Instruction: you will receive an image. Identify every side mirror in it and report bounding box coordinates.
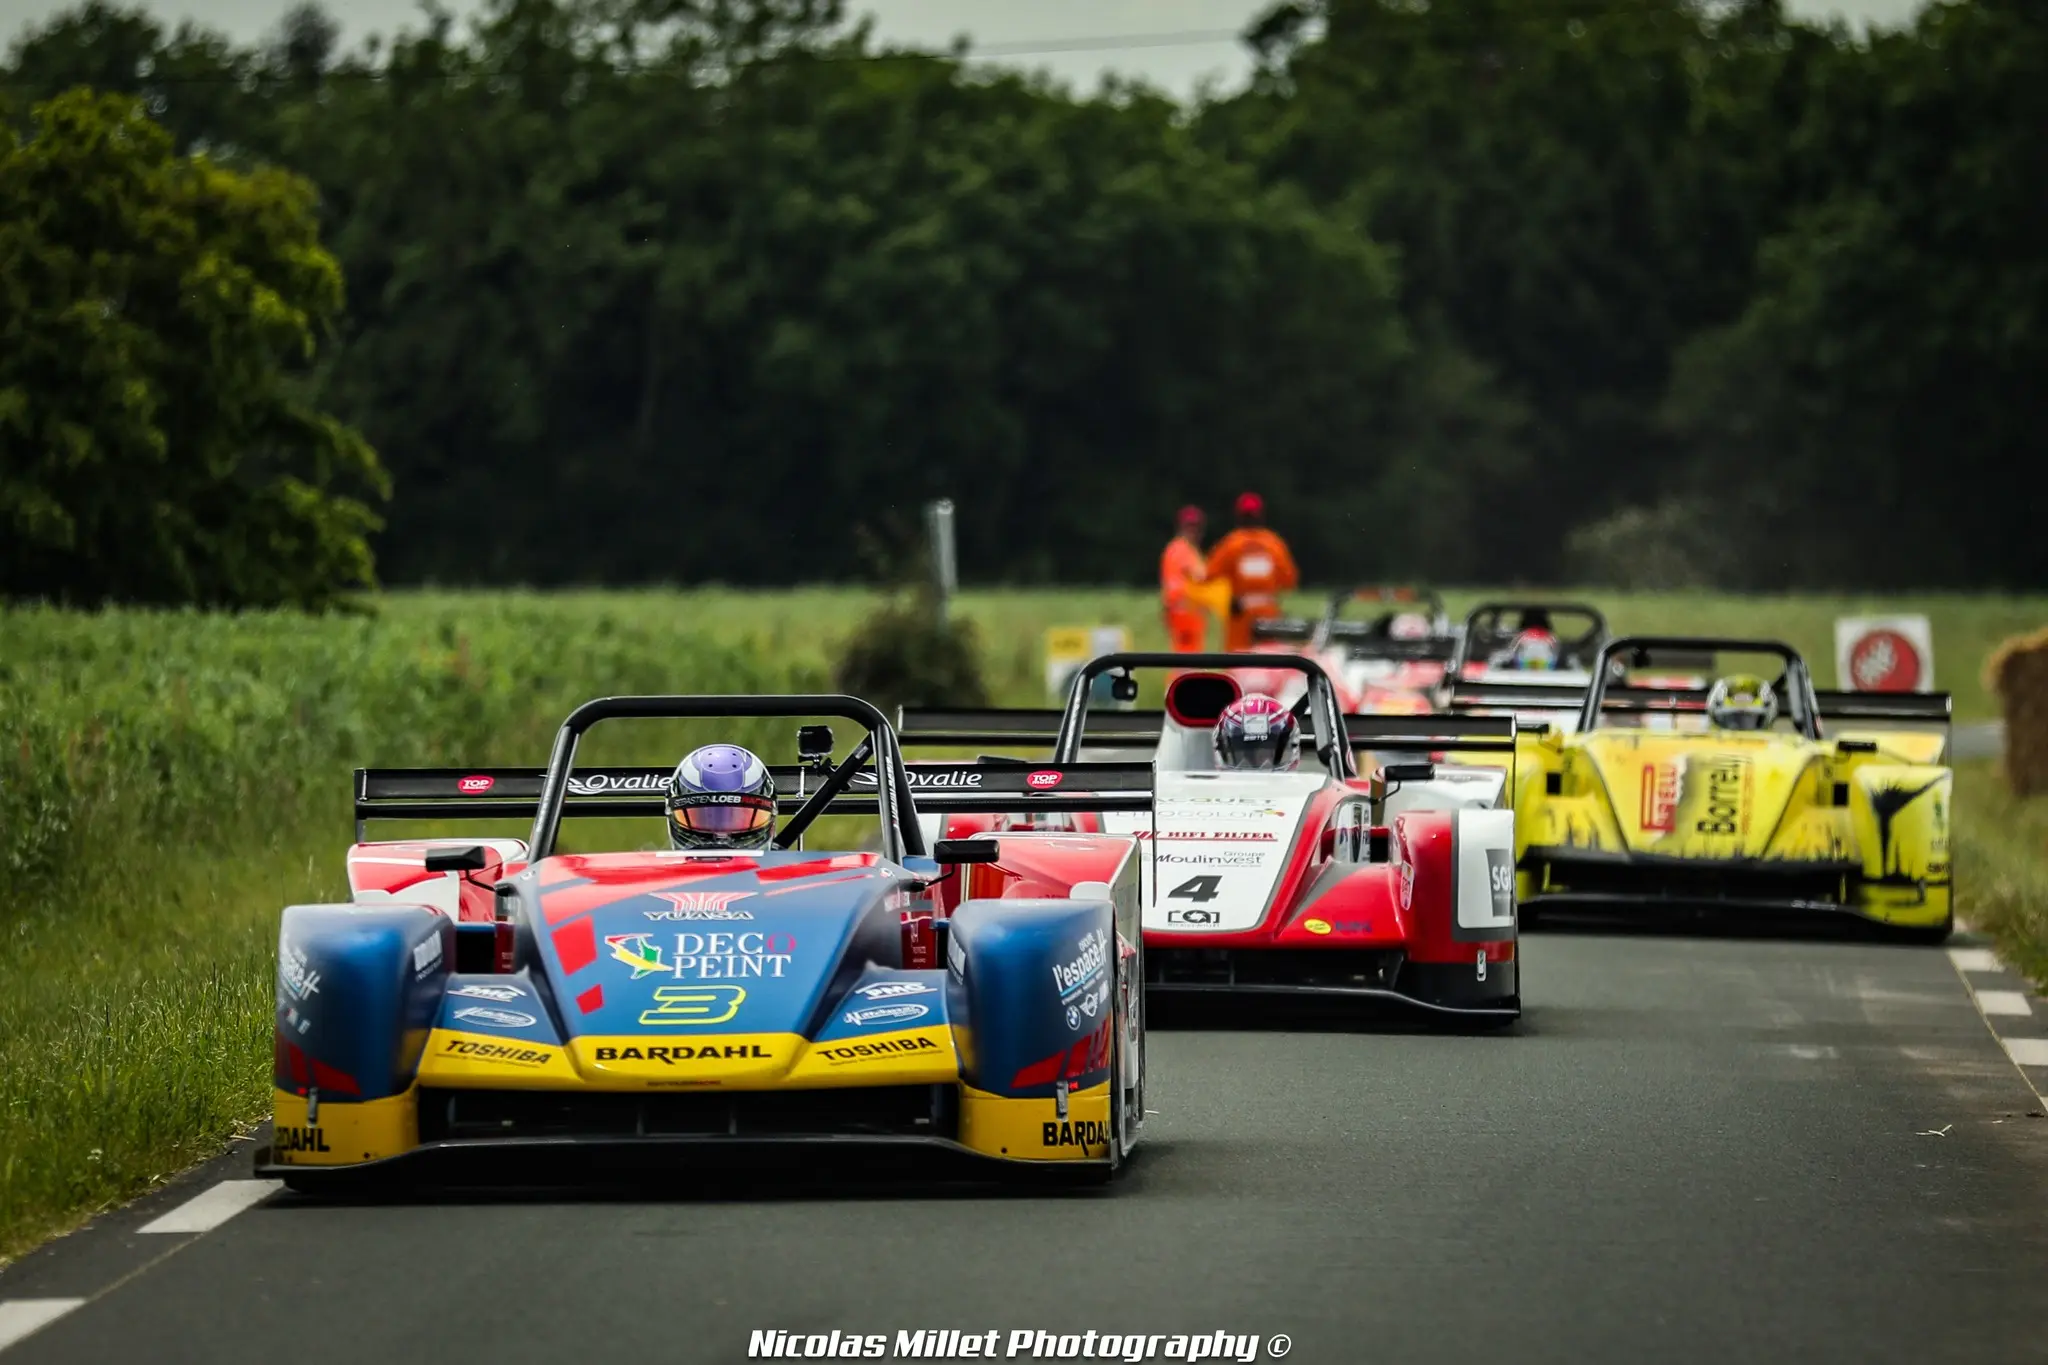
[934,837,1000,865]
[1110,674,1141,703]
[425,845,488,873]
[1383,762,1435,783]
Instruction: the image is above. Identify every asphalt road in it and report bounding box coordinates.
[7,932,2048,1365]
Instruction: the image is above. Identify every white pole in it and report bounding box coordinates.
[926,498,957,619]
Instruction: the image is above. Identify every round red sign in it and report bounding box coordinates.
[1848,629,1923,692]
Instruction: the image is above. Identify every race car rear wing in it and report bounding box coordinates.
[1443,679,1588,719]
[896,708,1516,755]
[352,761,1153,840]
[1338,714,1518,754]
[1446,680,1953,741]
[1812,690,1953,723]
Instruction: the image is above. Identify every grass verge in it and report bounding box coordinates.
[1953,760,2048,988]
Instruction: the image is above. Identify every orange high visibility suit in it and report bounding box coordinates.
[1160,536,1208,653]
[1206,527,1299,651]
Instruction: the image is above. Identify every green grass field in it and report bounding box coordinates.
[3,585,2045,1262]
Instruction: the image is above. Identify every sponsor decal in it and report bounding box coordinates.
[843,1003,930,1027]
[856,980,936,1000]
[566,771,666,796]
[664,930,797,980]
[849,768,984,791]
[457,775,496,794]
[606,932,668,979]
[1486,848,1515,919]
[275,1125,330,1154]
[452,1005,537,1029]
[1164,907,1220,926]
[279,941,321,1001]
[593,1043,770,1064]
[449,983,524,1003]
[1695,755,1751,835]
[1161,794,1286,807]
[1641,762,1680,833]
[1051,928,1110,1002]
[1041,1119,1109,1148]
[1134,830,1277,843]
[815,1036,942,1064]
[638,984,745,1026]
[645,889,754,921]
[1154,851,1267,868]
[1303,918,1332,936]
[283,1005,311,1036]
[413,934,444,976]
[1027,770,1064,790]
[440,1038,551,1067]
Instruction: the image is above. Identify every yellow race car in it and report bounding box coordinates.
[1453,636,1953,941]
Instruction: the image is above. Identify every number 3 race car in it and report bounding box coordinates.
[1452,636,1955,940]
[899,652,1525,1025]
[258,694,1156,1188]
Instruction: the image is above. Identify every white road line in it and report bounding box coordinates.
[137,1179,282,1235]
[0,1299,85,1351]
[1975,989,2034,1018]
[2002,1038,2048,1068]
[1948,947,2002,973]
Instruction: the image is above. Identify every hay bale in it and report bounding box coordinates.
[1984,625,2048,794]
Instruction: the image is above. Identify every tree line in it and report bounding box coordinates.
[2,0,2040,604]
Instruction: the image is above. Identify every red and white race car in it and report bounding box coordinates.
[900,652,1522,1024]
[1242,586,1458,715]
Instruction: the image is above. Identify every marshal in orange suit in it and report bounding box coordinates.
[1159,505,1211,653]
[1205,492,1299,651]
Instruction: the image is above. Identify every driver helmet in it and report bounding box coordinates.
[1494,628,1559,671]
[1705,674,1778,732]
[664,744,776,850]
[1388,612,1433,641]
[1213,694,1302,771]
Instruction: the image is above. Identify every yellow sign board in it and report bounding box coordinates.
[1045,625,1133,699]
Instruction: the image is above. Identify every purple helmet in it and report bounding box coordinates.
[664,745,776,850]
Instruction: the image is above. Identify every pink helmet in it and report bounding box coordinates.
[1213,694,1301,771]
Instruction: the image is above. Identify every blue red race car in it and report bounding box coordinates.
[259,692,1154,1188]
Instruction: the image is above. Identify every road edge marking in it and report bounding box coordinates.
[1947,948,2048,1113]
[137,1180,283,1235]
[0,1299,85,1352]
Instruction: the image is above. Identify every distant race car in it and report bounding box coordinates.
[258,693,1155,1188]
[1244,585,1459,714]
[1482,636,1954,940]
[1443,602,1703,735]
[1449,601,1612,681]
[899,652,1524,1024]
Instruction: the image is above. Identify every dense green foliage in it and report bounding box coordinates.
[0,86,385,607]
[831,590,992,719]
[2,0,2040,590]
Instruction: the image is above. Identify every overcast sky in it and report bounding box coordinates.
[2,0,1934,96]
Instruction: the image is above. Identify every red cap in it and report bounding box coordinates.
[1176,504,1204,527]
[1234,491,1264,518]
